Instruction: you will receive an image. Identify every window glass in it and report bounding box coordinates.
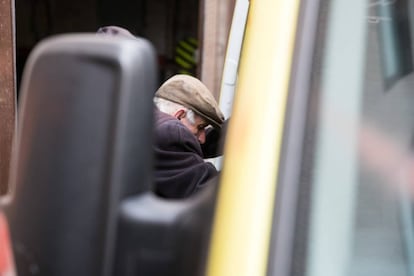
[302,1,414,276]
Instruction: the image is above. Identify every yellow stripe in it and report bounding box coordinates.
[175,47,196,64]
[178,69,192,75]
[178,40,196,53]
[186,37,198,47]
[175,56,193,69]
[206,0,300,275]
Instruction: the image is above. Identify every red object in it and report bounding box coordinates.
[0,212,15,276]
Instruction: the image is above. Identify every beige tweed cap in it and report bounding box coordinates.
[155,75,224,128]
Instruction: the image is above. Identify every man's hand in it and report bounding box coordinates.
[201,119,229,158]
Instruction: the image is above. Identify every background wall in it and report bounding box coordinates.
[15,0,205,91]
[0,0,15,195]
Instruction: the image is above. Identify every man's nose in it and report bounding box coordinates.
[198,130,206,144]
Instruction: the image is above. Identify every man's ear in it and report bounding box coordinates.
[173,109,186,120]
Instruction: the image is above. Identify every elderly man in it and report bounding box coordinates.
[96,26,225,197]
[153,75,225,198]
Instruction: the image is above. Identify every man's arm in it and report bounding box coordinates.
[154,120,218,198]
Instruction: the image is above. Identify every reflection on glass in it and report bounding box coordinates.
[303,0,414,276]
[374,0,413,90]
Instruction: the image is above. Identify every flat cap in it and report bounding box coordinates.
[155,75,224,128]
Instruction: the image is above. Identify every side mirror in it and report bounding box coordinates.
[6,34,218,276]
[5,34,157,276]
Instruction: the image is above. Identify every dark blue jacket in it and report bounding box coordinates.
[154,108,218,198]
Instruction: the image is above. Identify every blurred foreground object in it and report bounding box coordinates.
[0,212,16,276]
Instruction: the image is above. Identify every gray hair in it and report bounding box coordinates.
[154,97,196,125]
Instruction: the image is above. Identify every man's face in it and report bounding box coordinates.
[181,114,208,144]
